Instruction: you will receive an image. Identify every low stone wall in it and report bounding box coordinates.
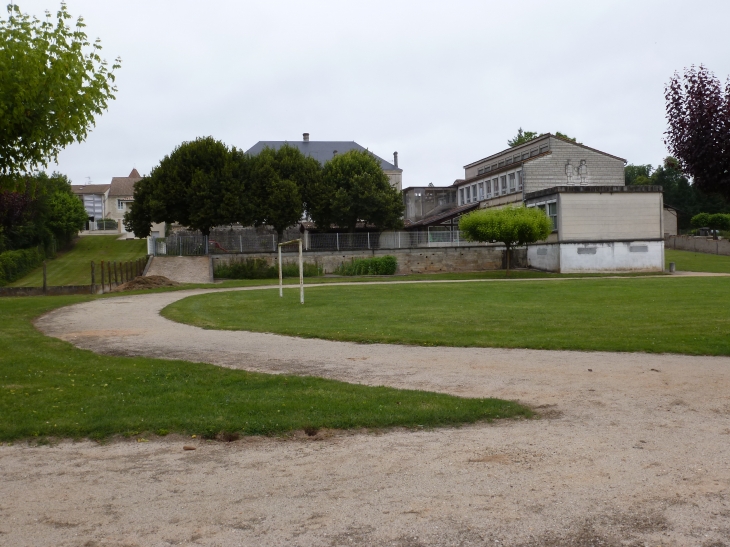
[212,246,527,275]
[0,285,99,297]
[665,235,730,256]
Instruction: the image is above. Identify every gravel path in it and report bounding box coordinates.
[5,280,730,546]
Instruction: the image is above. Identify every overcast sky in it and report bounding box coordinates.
[17,0,730,187]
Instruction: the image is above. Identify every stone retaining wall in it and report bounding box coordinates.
[212,246,526,275]
[665,235,730,256]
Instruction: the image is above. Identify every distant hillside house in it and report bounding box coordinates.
[70,184,111,229]
[246,133,403,192]
[106,169,166,238]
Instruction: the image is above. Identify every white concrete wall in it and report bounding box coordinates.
[558,241,664,273]
[559,192,663,241]
[527,244,560,272]
[663,208,678,237]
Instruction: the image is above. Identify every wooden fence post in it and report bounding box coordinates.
[108,261,112,291]
[42,261,47,295]
[91,261,96,294]
[113,261,118,285]
[100,260,105,294]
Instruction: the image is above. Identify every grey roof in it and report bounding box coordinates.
[71,184,110,195]
[246,141,401,171]
[108,169,142,198]
[406,202,479,229]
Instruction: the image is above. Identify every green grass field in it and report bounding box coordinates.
[665,249,730,274]
[10,235,147,287]
[163,276,730,356]
[0,295,530,442]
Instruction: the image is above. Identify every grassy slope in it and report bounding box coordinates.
[10,235,147,287]
[163,277,730,356]
[0,295,530,441]
[665,249,730,274]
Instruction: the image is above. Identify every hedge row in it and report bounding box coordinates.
[0,247,44,286]
[335,255,398,276]
[214,258,322,279]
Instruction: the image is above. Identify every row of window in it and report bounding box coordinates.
[458,170,523,205]
[529,202,558,230]
[476,144,550,175]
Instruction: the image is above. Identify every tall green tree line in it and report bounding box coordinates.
[125,138,404,238]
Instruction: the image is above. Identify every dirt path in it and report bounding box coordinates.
[5,281,730,546]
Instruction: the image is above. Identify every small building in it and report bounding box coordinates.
[663,205,679,237]
[246,133,403,191]
[525,186,665,273]
[70,184,111,229]
[106,169,165,238]
[402,184,458,224]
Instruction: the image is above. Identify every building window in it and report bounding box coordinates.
[505,157,512,165]
[484,165,491,173]
[516,170,523,190]
[478,168,484,175]
[493,178,499,196]
[500,175,507,194]
[508,173,516,192]
[117,199,125,211]
[540,144,549,154]
[530,148,538,157]
[459,188,464,205]
[465,186,471,203]
[521,152,529,160]
[492,163,498,171]
[548,202,557,230]
[498,160,505,167]
[472,184,477,202]
[486,180,492,197]
[478,182,484,201]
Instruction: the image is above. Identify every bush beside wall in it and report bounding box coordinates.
[0,247,45,286]
[214,258,322,279]
[335,255,397,276]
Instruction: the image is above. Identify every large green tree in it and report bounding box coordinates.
[125,137,246,238]
[459,205,552,273]
[0,3,120,182]
[317,149,404,233]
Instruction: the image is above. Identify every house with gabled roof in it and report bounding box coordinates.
[246,133,403,191]
[106,168,165,237]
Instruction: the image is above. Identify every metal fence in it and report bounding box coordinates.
[150,229,481,256]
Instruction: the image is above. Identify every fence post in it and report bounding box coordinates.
[100,261,105,294]
[398,232,401,249]
[114,262,118,285]
[239,235,243,253]
[272,234,276,252]
[367,232,370,249]
[108,261,113,291]
[91,261,96,294]
[336,232,339,251]
[42,261,47,295]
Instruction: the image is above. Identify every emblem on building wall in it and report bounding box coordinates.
[566,160,588,185]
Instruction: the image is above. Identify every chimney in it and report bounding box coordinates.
[303,133,309,142]
[393,151,399,168]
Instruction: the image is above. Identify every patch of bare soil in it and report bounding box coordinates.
[111,275,179,292]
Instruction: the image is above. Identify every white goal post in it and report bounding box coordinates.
[278,239,304,304]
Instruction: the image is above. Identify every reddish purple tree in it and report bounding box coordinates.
[664,65,730,200]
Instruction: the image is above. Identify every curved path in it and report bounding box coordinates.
[7,281,730,546]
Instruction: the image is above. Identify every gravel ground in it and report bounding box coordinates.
[5,281,730,546]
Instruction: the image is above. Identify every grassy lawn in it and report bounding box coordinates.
[0,295,530,442]
[666,249,730,274]
[10,235,147,287]
[163,277,730,356]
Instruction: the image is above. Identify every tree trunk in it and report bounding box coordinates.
[505,243,511,276]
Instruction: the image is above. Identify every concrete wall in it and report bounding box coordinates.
[523,137,625,193]
[558,192,663,241]
[213,246,527,275]
[665,235,730,256]
[561,241,663,273]
[527,244,561,272]
[663,209,678,237]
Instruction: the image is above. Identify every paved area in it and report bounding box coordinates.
[145,256,212,284]
[6,281,730,546]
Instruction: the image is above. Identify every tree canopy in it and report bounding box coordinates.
[459,205,552,272]
[0,3,120,183]
[508,129,578,147]
[319,149,404,232]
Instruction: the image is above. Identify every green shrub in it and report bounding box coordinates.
[0,247,44,286]
[334,255,398,276]
[214,258,322,279]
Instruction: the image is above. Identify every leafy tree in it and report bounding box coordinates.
[125,137,243,238]
[508,128,539,147]
[319,149,404,233]
[45,190,87,246]
[691,212,730,239]
[555,131,577,143]
[665,65,730,200]
[0,3,120,182]
[248,149,303,240]
[459,205,552,273]
[624,164,653,186]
